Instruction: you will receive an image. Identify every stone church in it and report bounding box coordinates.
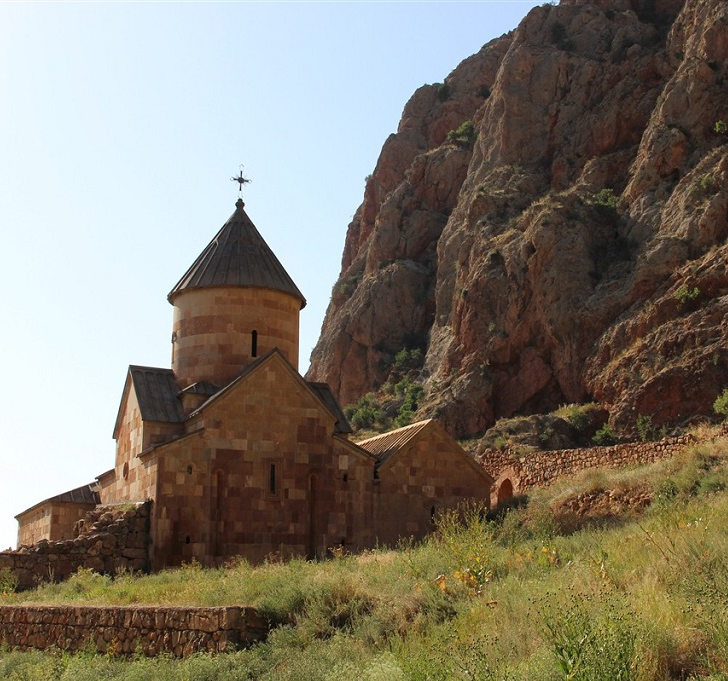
[16,195,492,569]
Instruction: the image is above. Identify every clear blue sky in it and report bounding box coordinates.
[0,0,542,550]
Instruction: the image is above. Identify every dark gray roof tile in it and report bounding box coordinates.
[129,366,186,424]
[168,199,306,308]
[307,382,353,434]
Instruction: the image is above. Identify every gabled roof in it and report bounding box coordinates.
[189,349,350,434]
[168,199,306,309]
[113,366,186,438]
[16,483,99,519]
[357,418,493,482]
[308,382,353,434]
[356,419,434,466]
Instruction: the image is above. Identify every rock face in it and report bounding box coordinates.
[307,0,728,438]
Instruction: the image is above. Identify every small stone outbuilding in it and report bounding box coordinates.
[14,195,491,571]
[15,485,99,548]
[358,419,493,546]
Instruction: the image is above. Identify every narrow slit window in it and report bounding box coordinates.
[269,462,276,495]
[251,330,258,357]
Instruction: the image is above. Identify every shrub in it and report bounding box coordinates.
[674,284,701,306]
[714,388,728,420]
[394,348,424,374]
[344,393,382,431]
[552,403,602,439]
[636,414,656,442]
[569,411,589,433]
[593,188,619,210]
[0,567,18,595]
[337,281,352,298]
[477,84,491,98]
[395,382,424,428]
[446,120,476,146]
[433,502,493,595]
[715,120,727,135]
[539,590,636,681]
[437,82,451,102]
[699,173,715,192]
[592,424,617,446]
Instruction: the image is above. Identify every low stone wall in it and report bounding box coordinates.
[479,435,696,506]
[0,502,151,590]
[0,604,269,657]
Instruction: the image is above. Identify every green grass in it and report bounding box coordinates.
[3,428,728,679]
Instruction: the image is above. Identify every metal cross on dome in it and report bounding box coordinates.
[231,165,251,198]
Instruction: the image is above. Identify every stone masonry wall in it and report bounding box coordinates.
[479,435,697,506]
[0,502,150,590]
[172,286,301,387]
[374,425,492,547]
[0,605,269,657]
[16,501,96,547]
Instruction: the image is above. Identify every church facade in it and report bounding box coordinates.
[16,196,492,569]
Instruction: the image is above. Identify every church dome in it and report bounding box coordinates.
[168,198,306,309]
[169,198,306,388]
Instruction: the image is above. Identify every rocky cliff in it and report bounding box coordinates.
[307,0,728,438]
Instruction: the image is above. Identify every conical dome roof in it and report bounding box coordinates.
[168,199,306,308]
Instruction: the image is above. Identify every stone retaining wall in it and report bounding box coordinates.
[0,604,269,657]
[0,502,151,590]
[479,435,697,506]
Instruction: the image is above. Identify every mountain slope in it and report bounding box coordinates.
[307,0,728,438]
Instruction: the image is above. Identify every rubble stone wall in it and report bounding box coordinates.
[0,502,150,590]
[0,604,269,657]
[481,435,697,507]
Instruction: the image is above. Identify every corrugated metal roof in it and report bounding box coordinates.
[129,366,186,424]
[168,199,306,308]
[356,419,433,464]
[307,382,353,434]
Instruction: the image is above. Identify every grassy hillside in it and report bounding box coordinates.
[2,426,728,680]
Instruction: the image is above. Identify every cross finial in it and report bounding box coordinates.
[231,164,251,202]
